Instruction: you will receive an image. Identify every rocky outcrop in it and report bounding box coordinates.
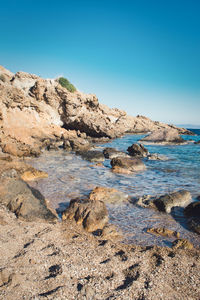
[141,128,185,144]
[111,157,146,174]
[0,66,192,157]
[62,198,108,232]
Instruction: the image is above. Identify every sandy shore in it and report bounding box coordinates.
[0,203,200,300]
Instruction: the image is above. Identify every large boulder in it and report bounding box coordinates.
[62,198,108,232]
[89,186,129,204]
[153,190,191,213]
[141,128,185,144]
[111,157,146,174]
[127,143,149,157]
[184,201,200,234]
[0,177,57,222]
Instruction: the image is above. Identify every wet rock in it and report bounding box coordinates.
[172,239,193,250]
[141,128,185,144]
[194,140,200,144]
[77,150,105,162]
[63,138,90,151]
[153,190,191,213]
[111,157,146,174]
[89,186,129,204]
[127,143,149,157]
[20,169,48,181]
[146,227,180,238]
[184,201,200,234]
[62,198,108,232]
[103,147,128,159]
[0,177,58,222]
[133,195,156,209]
[147,153,168,160]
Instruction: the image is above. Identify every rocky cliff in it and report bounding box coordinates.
[0,66,190,157]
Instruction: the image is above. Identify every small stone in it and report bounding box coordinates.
[172,239,193,250]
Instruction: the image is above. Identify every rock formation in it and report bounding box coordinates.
[141,128,185,144]
[0,65,191,157]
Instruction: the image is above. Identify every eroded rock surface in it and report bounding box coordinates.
[127,143,149,157]
[111,156,146,174]
[62,198,108,232]
[0,66,191,157]
[153,190,192,213]
[0,177,57,222]
[141,128,185,144]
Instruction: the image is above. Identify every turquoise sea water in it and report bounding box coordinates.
[27,130,200,247]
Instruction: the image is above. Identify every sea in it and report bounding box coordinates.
[27,129,200,248]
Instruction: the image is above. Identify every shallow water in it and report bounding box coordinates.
[26,130,200,248]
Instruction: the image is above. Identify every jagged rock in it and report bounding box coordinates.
[111,157,146,174]
[0,66,192,157]
[141,128,185,144]
[76,150,105,162]
[153,190,191,213]
[172,239,193,250]
[184,201,200,234]
[62,198,108,232]
[89,186,129,204]
[103,147,128,159]
[146,227,180,238]
[127,143,149,157]
[0,177,57,222]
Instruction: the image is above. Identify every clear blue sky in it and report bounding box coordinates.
[1,0,200,126]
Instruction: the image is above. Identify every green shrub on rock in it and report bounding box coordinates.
[58,77,76,93]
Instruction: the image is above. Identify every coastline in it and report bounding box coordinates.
[0,66,200,299]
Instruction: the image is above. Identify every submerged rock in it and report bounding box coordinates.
[62,198,108,232]
[111,157,146,174]
[184,201,200,234]
[153,190,191,213]
[103,147,128,159]
[89,186,129,204]
[127,143,149,157]
[76,150,105,162]
[146,227,180,238]
[147,153,168,161]
[0,177,57,222]
[141,128,185,144]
